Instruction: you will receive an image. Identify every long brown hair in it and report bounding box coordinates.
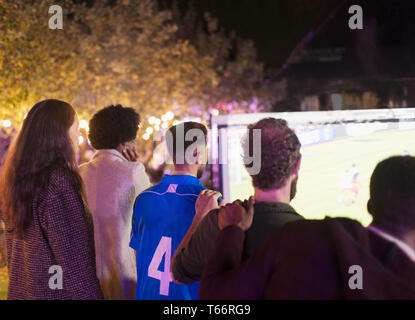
[0,99,83,238]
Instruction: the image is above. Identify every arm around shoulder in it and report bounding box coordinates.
[172,210,221,284]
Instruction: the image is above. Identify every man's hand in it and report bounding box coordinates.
[218,196,255,231]
[171,189,224,282]
[195,189,223,222]
[122,146,139,162]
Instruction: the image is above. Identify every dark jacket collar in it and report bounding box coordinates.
[253,201,300,216]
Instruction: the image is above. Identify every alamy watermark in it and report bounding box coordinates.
[348,264,363,290]
[48,5,63,30]
[48,265,63,290]
[47,4,363,31]
[153,127,262,176]
[348,5,363,30]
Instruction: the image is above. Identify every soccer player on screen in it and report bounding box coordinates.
[129,122,222,300]
[348,172,360,204]
[338,164,358,205]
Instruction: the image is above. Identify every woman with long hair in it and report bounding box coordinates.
[0,99,103,300]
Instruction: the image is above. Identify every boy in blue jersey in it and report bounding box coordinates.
[129,122,222,300]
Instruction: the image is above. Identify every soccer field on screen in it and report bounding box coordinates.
[228,128,415,226]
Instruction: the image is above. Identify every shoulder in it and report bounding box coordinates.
[289,216,363,235]
[78,160,92,173]
[194,209,220,238]
[280,218,326,235]
[270,218,344,250]
[177,183,205,197]
[204,209,220,230]
[126,161,151,185]
[133,183,160,206]
[138,181,162,195]
[123,159,146,174]
[47,167,81,196]
[78,162,92,180]
[49,167,77,185]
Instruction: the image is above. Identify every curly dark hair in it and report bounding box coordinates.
[242,118,301,190]
[368,156,415,236]
[88,105,140,149]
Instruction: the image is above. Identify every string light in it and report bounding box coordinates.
[148,116,156,125]
[146,127,154,134]
[79,119,89,133]
[79,119,88,129]
[165,111,174,121]
[211,108,219,116]
[2,120,11,128]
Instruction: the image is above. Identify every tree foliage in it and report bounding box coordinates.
[0,0,276,127]
[173,2,282,113]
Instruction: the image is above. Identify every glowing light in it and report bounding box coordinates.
[211,108,219,116]
[154,124,160,131]
[78,136,84,145]
[143,133,150,140]
[194,117,201,123]
[146,127,154,134]
[172,120,180,126]
[154,118,161,125]
[148,116,156,125]
[161,114,171,122]
[165,111,174,121]
[161,123,168,129]
[2,120,11,128]
[79,119,88,129]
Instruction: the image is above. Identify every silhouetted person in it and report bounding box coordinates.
[200,156,415,300]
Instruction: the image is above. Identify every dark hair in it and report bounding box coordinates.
[88,104,140,149]
[0,99,82,238]
[166,122,207,164]
[242,118,301,190]
[368,156,415,236]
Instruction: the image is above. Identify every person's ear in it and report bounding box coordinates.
[192,149,199,164]
[194,149,206,165]
[293,156,301,176]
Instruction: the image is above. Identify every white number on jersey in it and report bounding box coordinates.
[148,236,173,296]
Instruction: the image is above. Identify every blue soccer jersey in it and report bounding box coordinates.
[129,174,205,300]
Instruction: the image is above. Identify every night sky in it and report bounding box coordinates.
[188,0,345,70]
[88,0,345,71]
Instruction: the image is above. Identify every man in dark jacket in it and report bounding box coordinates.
[172,118,304,284]
[200,156,415,299]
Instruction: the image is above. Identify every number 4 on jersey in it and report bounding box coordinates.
[148,236,173,296]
